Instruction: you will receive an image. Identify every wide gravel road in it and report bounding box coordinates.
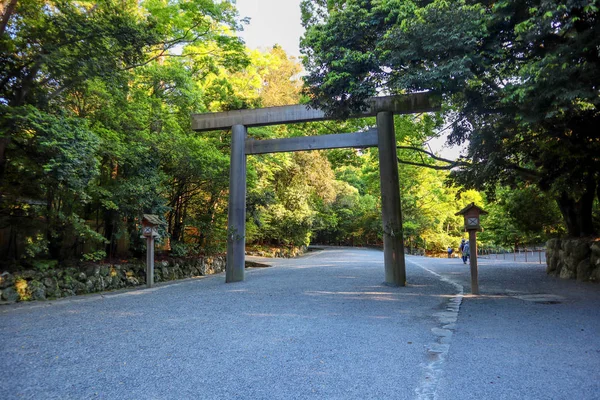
[1,247,598,399]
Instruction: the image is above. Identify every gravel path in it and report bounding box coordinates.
[1,247,598,399]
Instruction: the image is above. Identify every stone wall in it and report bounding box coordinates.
[0,256,225,303]
[546,238,600,282]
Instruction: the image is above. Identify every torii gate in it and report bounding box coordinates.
[191,93,438,286]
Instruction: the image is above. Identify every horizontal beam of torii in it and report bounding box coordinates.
[190,93,439,286]
[191,93,437,131]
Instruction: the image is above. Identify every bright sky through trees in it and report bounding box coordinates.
[235,0,304,58]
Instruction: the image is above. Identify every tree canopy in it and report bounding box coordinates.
[0,0,247,261]
[300,0,600,237]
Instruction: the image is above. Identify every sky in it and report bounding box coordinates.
[235,0,304,58]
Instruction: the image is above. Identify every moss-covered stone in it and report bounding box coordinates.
[577,259,593,282]
[570,239,592,264]
[126,276,139,286]
[2,287,19,302]
[19,270,37,279]
[590,243,600,269]
[46,285,62,299]
[559,267,575,279]
[72,281,87,295]
[0,272,14,289]
[547,238,599,282]
[29,280,46,301]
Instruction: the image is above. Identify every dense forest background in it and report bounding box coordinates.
[1,0,595,269]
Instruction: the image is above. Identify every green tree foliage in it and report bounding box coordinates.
[1,106,105,259]
[300,0,600,237]
[198,45,303,110]
[0,0,247,261]
[247,150,337,247]
[479,185,564,248]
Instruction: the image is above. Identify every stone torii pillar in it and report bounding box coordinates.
[226,124,247,283]
[377,111,406,286]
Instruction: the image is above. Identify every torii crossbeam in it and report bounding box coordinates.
[191,93,439,286]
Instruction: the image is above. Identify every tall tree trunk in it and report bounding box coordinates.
[46,191,61,259]
[578,175,597,236]
[104,209,117,259]
[6,226,17,260]
[127,216,144,257]
[556,175,597,237]
[0,137,8,183]
[0,0,18,37]
[171,195,184,242]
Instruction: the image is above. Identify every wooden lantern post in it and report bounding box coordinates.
[455,203,488,295]
[141,214,164,288]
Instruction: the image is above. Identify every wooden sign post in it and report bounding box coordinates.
[455,203,488,295]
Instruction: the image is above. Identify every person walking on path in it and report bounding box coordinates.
[447,247,453,258]
[462,241,470,264]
